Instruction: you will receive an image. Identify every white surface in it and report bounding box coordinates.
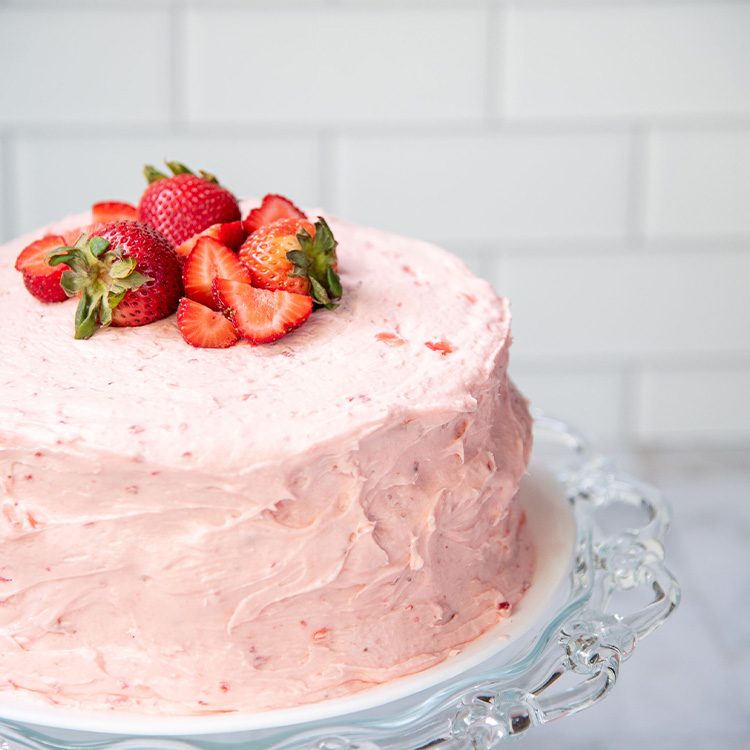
[645,129,750,238]
[502,251,750,358]
[636,365,750,444]
[184,9,487,124]
[511,368,626,444]
[0,8,171,125]
[504,3,750,119]
[336,132,631,243]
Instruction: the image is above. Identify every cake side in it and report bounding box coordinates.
[0,207,533,714]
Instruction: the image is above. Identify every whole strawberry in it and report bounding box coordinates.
[49,220,182,339]
[239,216,342,309]
[137,161,241,247]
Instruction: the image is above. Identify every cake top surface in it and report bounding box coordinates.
[0,203,511,472]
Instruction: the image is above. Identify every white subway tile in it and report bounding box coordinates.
[636,365,750,444]
[13,134,321,238]
[511,367,625,444]
[645,128,750,239]
[498,250,750,359]
[184,9,486,124]
[0,9,171,125]
[504,3,750,119]
[335,132,631,243]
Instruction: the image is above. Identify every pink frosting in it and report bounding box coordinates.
[0,205,533,714]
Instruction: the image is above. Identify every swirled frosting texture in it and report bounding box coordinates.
[0,206,533,714]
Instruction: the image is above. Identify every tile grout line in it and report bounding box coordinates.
[6,116,750,141]
[626,123,649,250]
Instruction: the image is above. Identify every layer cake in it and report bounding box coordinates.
[0,204,533,714]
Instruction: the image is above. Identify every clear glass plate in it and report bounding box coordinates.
[0,415,680,750]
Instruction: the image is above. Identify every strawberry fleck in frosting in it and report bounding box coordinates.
[0,202,533,715]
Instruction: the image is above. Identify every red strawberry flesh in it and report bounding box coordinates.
[177,297,239,349]
[182,236,253,311]
[243,194,306,236]
[176,220,246,259]
[92,201,137,224]
[214,278,312,345]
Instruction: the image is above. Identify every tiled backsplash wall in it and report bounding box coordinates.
[1,0,748,449]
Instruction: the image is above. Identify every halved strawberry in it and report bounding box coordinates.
[92,201,137,224]
[182,237,253,310]
[214,278,312,345]
[14,234,69,303]
[176,220,246,259]
[177,297,239,349]
[243,194,306,236]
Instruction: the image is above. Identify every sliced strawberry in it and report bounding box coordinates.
[214,278,312,345]
[14,234,69,303]
[91,201,137,224]
[243,194,306,236]
[176,220,246,259]
[177,297,239,349]
[182,237,253,311]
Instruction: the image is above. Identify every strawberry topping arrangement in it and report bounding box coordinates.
[13,161,342,348]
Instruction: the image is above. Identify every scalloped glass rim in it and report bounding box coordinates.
[0,414,680,749]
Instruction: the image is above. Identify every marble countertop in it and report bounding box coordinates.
[525,445,750,749]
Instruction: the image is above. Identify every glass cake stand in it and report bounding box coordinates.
[0,414,680,750]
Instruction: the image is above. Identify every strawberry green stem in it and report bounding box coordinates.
[288,217,342,309]
[48,234,151,339]
[144,165,168,184]
[144,161,219,185]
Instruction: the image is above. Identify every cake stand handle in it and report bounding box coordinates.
[446,451,681,747]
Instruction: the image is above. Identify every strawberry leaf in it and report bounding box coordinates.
[308,277,331,307]
[198,170,219,185]
[89,236,110,257]
[165,161,194,177]
[144,165,168,184]
[285,249,311,279]
[109,258,138,279]
[295,217,341,309]
[327,266,342,300]
[74,288,99,340]
[50,233,153,339]
[162,160,219,185]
